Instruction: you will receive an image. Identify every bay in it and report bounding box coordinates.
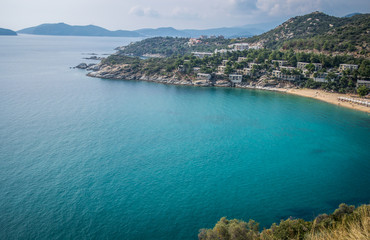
[0,35,369,239]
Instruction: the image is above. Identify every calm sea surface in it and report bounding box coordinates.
[0,35,369,239]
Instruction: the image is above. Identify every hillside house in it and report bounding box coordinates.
[356,80,370,88]
[339,64,358,72]
[229,43,249,51]
[311,73,328,82]
[229,74,243,83]
[272,70,300,81]
[243,68,253,76]
[192,52,213,58]
[197,73,212,81]
[280,66,296,71]
[193,67,201,73]
[272,60,288,67]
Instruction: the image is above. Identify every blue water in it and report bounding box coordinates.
[0,35,369,240]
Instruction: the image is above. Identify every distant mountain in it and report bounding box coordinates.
[135,27,190,37]
[135,27,260,38]
[182,27,253,38]
[135,23,277,38]
[344,13,362,18]
[0,28,17,36]
[16,22,276,38]
[18,23,143,37]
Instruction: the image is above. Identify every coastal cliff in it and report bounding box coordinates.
[85,63,296,89]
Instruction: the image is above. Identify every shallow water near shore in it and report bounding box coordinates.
[0,35,369,239]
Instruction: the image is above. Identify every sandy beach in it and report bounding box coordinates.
[277,88,370,114]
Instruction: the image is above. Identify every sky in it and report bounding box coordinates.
[1,0,370,31]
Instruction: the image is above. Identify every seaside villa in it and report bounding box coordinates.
[339,64,358,72]
[272,70,300,81]
[197,73,212,81]
[229,74,243,83]
[356,80,370,88]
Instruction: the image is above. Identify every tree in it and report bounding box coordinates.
[357,85,369,97]
[198,217,259,240]
[305,63,316,73]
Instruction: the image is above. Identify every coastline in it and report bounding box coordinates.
[85,67,370,114]
[277,88,370,114]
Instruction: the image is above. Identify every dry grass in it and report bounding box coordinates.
[306,205,370,240]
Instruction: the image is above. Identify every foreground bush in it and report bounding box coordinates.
[198,204,369,240]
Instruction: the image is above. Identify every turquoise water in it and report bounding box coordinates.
[0,35,369,240]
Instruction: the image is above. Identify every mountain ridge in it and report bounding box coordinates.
[17,22,270,38]
[17,23,143,37]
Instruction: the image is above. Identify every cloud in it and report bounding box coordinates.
[256,0,323,16]
[229,0,258,12]
[129,5,160,18]
[169,7,200,20]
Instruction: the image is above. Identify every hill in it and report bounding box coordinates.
[0,28,17,36]
[246,12,370,57]
[115,36,231,57]
[17,23,143,37]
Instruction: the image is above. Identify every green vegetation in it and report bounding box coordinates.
[101,47,369,94]
[96,11,369,95]
[118,36,230,57]
[198,204,370,240]
[246,12,370,57]
[357,85,369,97]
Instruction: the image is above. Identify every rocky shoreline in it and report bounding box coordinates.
[82,63,295,90]
[75,62,370,113]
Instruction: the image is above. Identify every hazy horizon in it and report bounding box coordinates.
[2,0,370,31]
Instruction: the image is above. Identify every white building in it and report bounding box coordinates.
[197,73,212,81]
[339,64,358,72]
[238,57,248,62]
[356,80,370,88]
[214,49,232,54]
[193,67,201,73]
[272,70,300,81]
[229,74,243,83]
[243,68,253,76]
[272,60,288,67]
[229,43,249,51]
[311,73,328,83]
[280,66,296,71]
[192,52,213,58]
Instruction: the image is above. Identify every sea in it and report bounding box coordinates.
[0,34,369,239]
